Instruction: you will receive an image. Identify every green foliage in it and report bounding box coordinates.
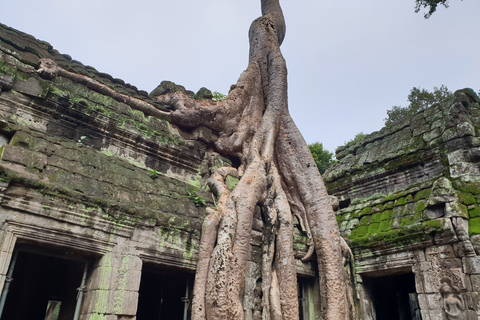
[212,91,227,101]
[187,187,206,207]
[349,132,366,144]
[384,85,452,126]
[414,0,450,18]
[308,142,335,174]
[149,169,158,179]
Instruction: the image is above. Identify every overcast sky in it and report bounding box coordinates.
[1,0,479,152]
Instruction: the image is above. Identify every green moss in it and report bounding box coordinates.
[370,213,382,224]
[48,85,70,98]
[399,217,415,227]
[414,189,431,202]
[469,206,480,219]
[367,223,380,234]
[453,180,480,195]
[458,192,477,206]
[360,207,372,217]
[359,216,370,226]
[380,210,393,221]
[415,201,427,213]
[336,215,342,224]
[395,197,407,207]
[225,175,239,191]
[384,194,395,202]
[355,226,368,237]
[378,219,394,232]
[422,220,442,229]
[449,202,469,218]
[469,217,480,235]
[383,202,394,210]
[0,61,16,76]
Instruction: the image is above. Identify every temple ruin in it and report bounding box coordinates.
[1,20,480,320]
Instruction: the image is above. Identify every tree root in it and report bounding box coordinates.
[35,0,356,318]
[37,58,170,120]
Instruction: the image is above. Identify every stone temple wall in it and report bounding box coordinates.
[3,21,480,320]
[0,24,317,320]
[324,88,480,319]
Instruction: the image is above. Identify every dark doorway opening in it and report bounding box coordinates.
[0,247,88,320]
[137,266,193,320]
[364,273,422,320]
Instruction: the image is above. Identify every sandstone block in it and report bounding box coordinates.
[1,144,47,170]
[464,257,480,274]
[464,292,480,311]
[426,244,455,258]
[109,290,138,316]
[11,76,48,98]
[425,293,443,310]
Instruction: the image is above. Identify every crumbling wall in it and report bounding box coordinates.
[325,88,480,319]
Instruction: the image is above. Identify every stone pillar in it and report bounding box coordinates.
[80,245,142,320]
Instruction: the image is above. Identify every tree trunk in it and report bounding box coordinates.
[155,1,352,319]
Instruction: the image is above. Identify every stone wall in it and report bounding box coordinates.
[324,88,480,319]
[0,23,317,320]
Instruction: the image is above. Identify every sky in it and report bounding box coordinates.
[1,0,479,153]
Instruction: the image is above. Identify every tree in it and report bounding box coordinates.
[309,142,335,175]
[156,1,351,319]
[384,85,453,126]
[414,0,462,18]
[38,1,353,319]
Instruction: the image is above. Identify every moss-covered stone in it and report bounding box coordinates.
[469,206,480,219]
[359,216,370,226]
[378,219,394,232]
[470,217,480,235]
[414,188,431,202]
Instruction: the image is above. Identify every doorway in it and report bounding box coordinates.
[0,247,89,320]
[136,267,193,320]
[364,273,422,320]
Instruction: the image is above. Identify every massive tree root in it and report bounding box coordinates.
[156,1,352,319]
[36,0,353,318]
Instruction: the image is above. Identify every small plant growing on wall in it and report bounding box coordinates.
[77,136,87,147]
[187,187,206,207]
[149,169,159,179]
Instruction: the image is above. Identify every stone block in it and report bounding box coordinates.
[425,293,443,310]
[415,272,427,293]
[463,257,480,274]
[117,269,142,292]
[454,241,477,258]
[109,290,138,316]
[440,258,462,269]
[426,244,455,258]
[412,261,432,273]
[420,309,431,320]
[88,265,113,291]
[466,309,478,320]
[1,144,47,170]
[11,76,48,98]
[81,289,110,315]
[417,293,428,310]
[464,292,480,311]
[426,308,445,319]
[471,276,480,292]
[414,249,427,262]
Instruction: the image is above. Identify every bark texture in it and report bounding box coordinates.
[156,1,352,319]
[37,1,354,318]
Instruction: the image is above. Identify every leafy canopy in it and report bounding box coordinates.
[384,85,453,126]
[308,142,335,174]
[415,0,450,18]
